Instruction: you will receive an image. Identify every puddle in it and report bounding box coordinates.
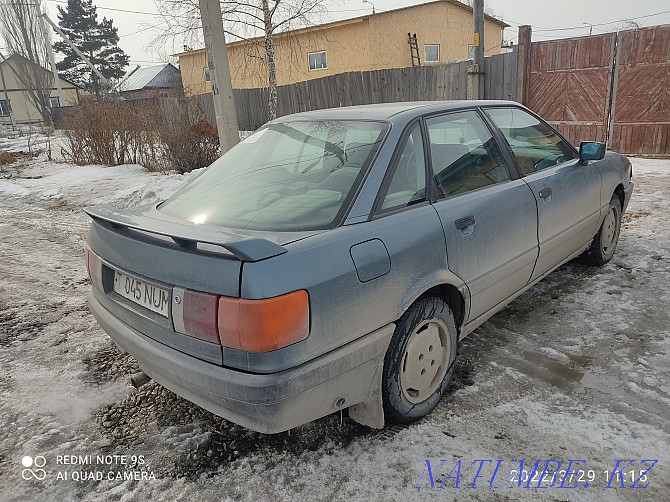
[515,350,590,390]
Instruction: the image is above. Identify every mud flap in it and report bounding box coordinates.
[348,353,386,429]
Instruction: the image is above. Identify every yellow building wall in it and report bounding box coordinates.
[177,1,505,93]
[367,2,503,68]
[178,50,210,96]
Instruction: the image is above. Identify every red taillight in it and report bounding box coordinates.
[218,290,310,353]
[181,289,219,344]
[86,244,101,287]
[85,245,90,279]
[173,288,310,352]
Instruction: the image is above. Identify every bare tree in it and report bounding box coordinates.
[150,0,330,120]
[0,0,55,123]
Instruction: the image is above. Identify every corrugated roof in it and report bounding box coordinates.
[118,64,168,92]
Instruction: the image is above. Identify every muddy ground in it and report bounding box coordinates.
[0,155,668,501]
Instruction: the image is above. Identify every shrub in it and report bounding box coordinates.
[60,96,221,173]
[0,151,17,165]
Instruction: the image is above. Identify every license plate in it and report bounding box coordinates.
[113,271,170,318]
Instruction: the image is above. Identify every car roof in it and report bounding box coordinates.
[277,100,520,124]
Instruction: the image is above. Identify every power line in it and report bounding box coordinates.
[119,26,156,38]
[128,59,166,63]
[533,8,670,32]
[47,0,158,16]
[495,8,670,34]
[46,0,382,18]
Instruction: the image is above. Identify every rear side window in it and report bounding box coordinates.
[379,123,427,211]
[160,120,388,231]
[426,110,510,198]
[486,107,578,175]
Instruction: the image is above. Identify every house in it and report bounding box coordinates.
[0,54,80,125]
[117,63,183,100]
[174,0,508,96]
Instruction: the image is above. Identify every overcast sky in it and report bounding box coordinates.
[8,0,670,68]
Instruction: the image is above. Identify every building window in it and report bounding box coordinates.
[0,100,9,116]
[49,97,61,108]
[204,67,211,82]
[468,44,475,59]
[308,51,327,71]
[424,45,439,63]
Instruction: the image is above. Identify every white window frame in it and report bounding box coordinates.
[49,96,61,109]
[203,67,211,82]
[468,44,475,59]
[0,100,9,116]
[424,44,440,63]
[308,51,327,71]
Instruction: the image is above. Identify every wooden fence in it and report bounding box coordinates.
[192,50,518,130]
[522,25,670,155]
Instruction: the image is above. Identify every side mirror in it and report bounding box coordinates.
[579,142,605,163]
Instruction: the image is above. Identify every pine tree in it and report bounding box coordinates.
[53,0,129,92]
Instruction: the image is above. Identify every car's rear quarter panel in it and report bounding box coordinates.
[238,204,462,372]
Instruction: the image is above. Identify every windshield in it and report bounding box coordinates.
[159,120,388,231]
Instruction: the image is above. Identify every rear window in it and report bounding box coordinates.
[159,120,388,231]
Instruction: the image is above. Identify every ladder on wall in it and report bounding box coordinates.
[408,33,420,66]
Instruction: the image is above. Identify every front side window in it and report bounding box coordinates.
[424,45,439,63]
[485,107,578,176]
[160,120,388,231]
[379,123,426,211]
[426,110,511,197]
[308,51,327,71]
[49,97,60,108]
[203,67,211,82]
[0,100,9,116]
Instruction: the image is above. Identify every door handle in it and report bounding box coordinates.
[455,215,476,230]
[539,187,552,199]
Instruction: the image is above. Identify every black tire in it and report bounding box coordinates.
[382,296,458,425]
[585,195,622,266]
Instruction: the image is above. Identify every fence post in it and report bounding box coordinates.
[517,25,532,105]
[467,64,480,100]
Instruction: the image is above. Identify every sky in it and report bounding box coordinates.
[4,0,670,68]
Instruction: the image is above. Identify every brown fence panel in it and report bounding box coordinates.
[609,25,670,155]
[527,33,616,146]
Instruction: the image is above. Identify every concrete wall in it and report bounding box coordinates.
[177,1,505,94]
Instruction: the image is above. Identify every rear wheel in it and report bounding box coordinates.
[586,195,622,266]
[382,296,458,424]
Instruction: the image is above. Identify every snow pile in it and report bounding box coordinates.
[0,159,197,207]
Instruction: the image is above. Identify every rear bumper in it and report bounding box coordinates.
[623,180,634,214]
[88,293,393,433]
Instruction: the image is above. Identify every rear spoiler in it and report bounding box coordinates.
[83,204,287,263]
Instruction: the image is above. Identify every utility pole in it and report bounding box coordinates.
[42,13,109,87]
[199,0,239,153]
[472,0,485,99]
[35,0,66,108]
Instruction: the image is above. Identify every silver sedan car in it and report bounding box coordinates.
[85,101,633,433]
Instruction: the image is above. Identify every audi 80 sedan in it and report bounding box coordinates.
[85,101,633,433]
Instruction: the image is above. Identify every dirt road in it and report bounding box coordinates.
[0,156,668,501]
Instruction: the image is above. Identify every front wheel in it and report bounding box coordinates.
[382,297,458,424]
[585,195,622,266]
